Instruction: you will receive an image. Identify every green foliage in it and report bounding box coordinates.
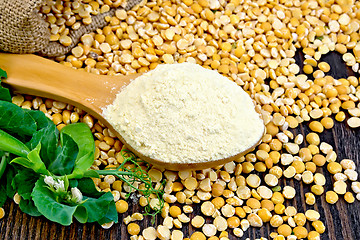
[19,198,42,217]
[0,67,163,227]
[5,167,16,198]
[30,177,117,226]
[31,179,78,226]
[60,124,95,179]
[0,67,117,225]
[12,169,38,200]
[0,68,11,102]
[0,101,37,136]
[48,133,78,175]
[0,184,6,207]
[1,117,118,225]
[11,143,49,175]
[79,192,115,223]
[0,69,7,79]
[26,110,59,167]
[97,201,118,225]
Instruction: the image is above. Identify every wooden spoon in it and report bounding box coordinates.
[0,53,263,170]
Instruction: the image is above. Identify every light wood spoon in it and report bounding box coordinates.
[0,53,263,171]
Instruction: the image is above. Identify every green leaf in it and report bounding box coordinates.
[11,143,49,175]
[48,134,78,175]
[81,192,115,223]
[74,205,88,223]
[31,177,116,225]
[0,185,7,207]
[0,101,37,136]
[0,68,7,79]
[27,123,58,168]
[26,111,58,168]
[0,88,10,102]
[83,170,99,178]
[97,201,118,225]
[76,178,117,223]
[12,169,38,200]
[0,68,11,102]
[27,110,52,130]
[69,179,78,188]
[26,144,49,175]
[11,157,34,170]
[0,129,30,158]
[5,167,16,198]
[31,178,77,226]
[60,123,95,178]
[19,199,42,217]
[77,178,102,198]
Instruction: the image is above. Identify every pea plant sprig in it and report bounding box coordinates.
[96,150,165,220]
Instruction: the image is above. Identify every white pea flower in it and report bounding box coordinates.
[71,187,83,203]
[54,180,65,191]
[44,176,55,187]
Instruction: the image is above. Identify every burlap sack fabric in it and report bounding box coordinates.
[0,0,142,57]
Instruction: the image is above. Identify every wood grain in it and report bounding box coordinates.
[1,51,360,240]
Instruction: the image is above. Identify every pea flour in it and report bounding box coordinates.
[103,63,264,163]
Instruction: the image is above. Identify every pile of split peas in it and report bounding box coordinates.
[2,0,360,239]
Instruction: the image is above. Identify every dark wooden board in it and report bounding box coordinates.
[1,51,360,240]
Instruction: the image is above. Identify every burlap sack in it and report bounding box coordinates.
[0,0,142,57]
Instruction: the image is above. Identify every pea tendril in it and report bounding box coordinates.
[96,149,165,222]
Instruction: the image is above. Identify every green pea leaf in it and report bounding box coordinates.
[83,169,99,178]
[0,68,6,79]
[27,123,58,168]
[5,166,16,198]
[0,87,10,102]
[77,178,102,198]
[0,101,37,136]
[26,110,59,168]
[60,123,95,178]
[12,169,38,200]
[69,179,78,188]
[11,157,33,170]
[31,178,77,226]
[11,143,49,175]
[73,205,88,223]
[27,110,53,130]
[19,199,42,217]
[77,178,117,223]
[48,133,78,175]
[81,192,115,223]
[0,184,6,207]
[0,68,11,102]
[97,201,118,225]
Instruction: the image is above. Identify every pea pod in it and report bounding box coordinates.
[0,129,30,158]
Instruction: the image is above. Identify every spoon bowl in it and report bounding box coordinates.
[0,53,263,170]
